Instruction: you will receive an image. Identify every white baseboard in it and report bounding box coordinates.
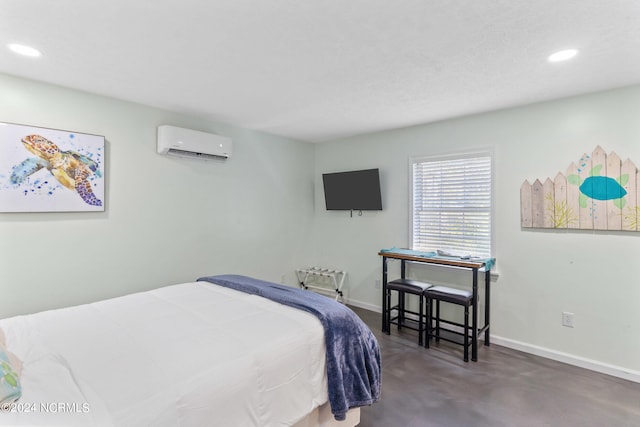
[491,335,640,384]
[348,298,640,384]
[346,298,382,313]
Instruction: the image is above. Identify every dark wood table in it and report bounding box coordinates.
[379,250,493,361]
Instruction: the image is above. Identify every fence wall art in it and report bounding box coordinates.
[520,146,638,231]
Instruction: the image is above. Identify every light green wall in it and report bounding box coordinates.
[0,73,315,318]
[2,72,639,378]
[311,85,640,375]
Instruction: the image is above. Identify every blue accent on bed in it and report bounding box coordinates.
[196,274,381,421]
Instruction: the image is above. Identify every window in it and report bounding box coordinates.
[410,151,492,258]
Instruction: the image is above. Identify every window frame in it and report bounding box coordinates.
[409,148,495,258]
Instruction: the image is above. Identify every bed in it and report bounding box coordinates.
[0,275,380,426]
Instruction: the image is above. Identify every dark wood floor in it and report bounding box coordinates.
[350,306,640,427]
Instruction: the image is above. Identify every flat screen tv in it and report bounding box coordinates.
[322,168,383,211]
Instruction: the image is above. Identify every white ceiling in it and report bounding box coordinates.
[2,0,639,142]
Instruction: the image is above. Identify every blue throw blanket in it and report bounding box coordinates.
[196,274,381,421]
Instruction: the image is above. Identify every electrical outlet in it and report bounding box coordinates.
[281,274,286,284]
[562,312,574,328]
[374,279,381,289]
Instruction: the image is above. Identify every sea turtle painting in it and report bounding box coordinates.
[568,163,628,210]
[579,176,627,201]
[9,134,103,206]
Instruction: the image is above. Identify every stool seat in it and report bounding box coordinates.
[387,278,433,293]
[425,286,472,305]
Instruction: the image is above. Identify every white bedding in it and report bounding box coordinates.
[0,282,357,426]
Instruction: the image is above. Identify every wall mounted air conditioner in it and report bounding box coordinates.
[157,125,232,161]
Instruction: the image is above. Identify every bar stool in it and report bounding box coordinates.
[424,286,474,362]
[384,278,432,346]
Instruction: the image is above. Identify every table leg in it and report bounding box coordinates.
[484,268,491,346]
[472,268,478,362]
[382,256,388,333]
[398,260,407,326]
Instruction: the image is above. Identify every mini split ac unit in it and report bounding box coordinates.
[157,125,232,161]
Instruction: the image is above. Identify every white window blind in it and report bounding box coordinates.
[411,152,492,258]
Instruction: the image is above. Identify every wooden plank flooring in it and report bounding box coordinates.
[350,306,640,427]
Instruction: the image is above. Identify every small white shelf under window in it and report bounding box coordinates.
[296,267,346,302]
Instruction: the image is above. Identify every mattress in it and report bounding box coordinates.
[0,282,358,426]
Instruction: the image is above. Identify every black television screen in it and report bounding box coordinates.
[322,168,382,211]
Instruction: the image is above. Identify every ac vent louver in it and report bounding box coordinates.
[166,148,228,161]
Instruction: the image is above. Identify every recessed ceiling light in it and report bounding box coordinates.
[8,43,42,58]
[548,49,578,63]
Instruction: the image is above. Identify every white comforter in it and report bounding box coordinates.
[0,282,328,426]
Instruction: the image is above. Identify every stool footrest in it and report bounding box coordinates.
[427,328,472,347]
[389,316,424,333]
[389,305,422,319]
[431,317,470,332]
